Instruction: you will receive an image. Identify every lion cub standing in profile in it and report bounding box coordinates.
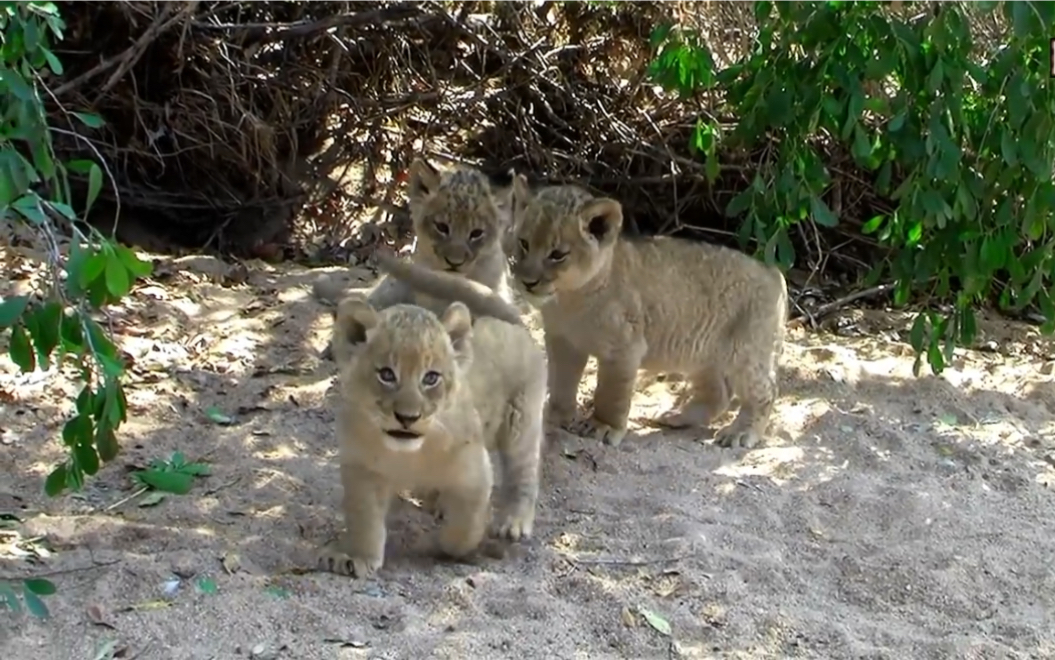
[317,293,546,578]
[507,180,787,450]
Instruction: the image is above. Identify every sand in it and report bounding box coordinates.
[2,253,1055,660]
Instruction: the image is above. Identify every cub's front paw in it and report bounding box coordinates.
[546,402,579,429]
[714,425,763,449]
[573,417,629,447]
[491,509,535,542]
[316,543,383,578]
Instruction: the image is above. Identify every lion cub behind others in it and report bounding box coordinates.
[508,180,788,450]
[317,294,546,578]
[313,157,517,315]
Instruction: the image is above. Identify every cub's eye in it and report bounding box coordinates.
[435,222,450,236]
[421,371,442,387]
[518,239,529,253]
[377,367,397,384]
[469,229,485,241]
[547,250,568,263]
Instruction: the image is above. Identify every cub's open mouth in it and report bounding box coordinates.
[385,429,423,441]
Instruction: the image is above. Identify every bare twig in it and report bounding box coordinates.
[788,284,894,327]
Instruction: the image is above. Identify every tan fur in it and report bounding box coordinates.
[373,251,524,327]
[508,180,787,450]
[312,158,515,310]
[313,158,519,358]
[318,295,546,578]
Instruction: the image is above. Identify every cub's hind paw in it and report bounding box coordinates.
[714,426,763,449]
[316,544,382,578]
[491,510,535,542]
[572,417,629,447]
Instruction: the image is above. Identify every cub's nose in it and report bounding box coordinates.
[394,412,421,428]
[521,278,540,291]
[444,257,464,270]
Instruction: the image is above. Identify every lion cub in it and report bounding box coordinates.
[318,294,546,578]
[507,180,787,450]
[313,157,517,314]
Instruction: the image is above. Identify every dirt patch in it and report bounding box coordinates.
[2,255,1055,660]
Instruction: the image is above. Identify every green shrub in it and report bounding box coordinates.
[649,1,1055,375]
[1,0,151,498]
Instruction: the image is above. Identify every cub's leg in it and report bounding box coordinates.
[436,447,493,559]
[577,354,641,447]
[492,390,545,541]
[714,357,777,450]
[544,332,589,426]
[317,463,392,578]
[655,369,731,429]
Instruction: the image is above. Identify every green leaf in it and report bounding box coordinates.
[23,578,56,596]
[909,313,927,353]
[44,463,68,496]
[78,252,107,289]
[196,577,218,594]
[95,423,119,462]
[115,245,153,278]
[1,69,34,101]
[86,163,103,214]
[62,414,92,447]
[1000,130,1017,168]
[926,59,944,94]
[135,470,194,495]
[704,155,720,185]
[927,339,945,374]
[204,406,235,425]
[0,296,29,329]
[178,462,212,477]
[72,112,105,129]
[810,196,838,227]
[104,254,131,297]
[28,301,62,367]
[43,49,63,75]
[889,109,907,132]
[10,324,35,373]
[74,443,100,476]
[851,124,872,162]
[725,189,753,218]
[649,22,673,49]
[265,585,290,599]
[0,581,21,613]
[13,193,47,224]
[906,222,923,246]
[638,607,672,636]
[21,588,49,619]
[138,492,166,507]
[861,215,884,235]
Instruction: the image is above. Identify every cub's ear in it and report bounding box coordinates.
[332,294,379,364]
[439,301,474,366]
[408,158,441,201]
[511,173,532,215]
[491,168,516,216]
[580,198,623,247]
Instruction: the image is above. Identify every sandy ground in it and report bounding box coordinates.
[2,252,1055,660]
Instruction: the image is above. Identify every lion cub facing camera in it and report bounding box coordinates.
[507,181,787,450]
[318,294,546,578]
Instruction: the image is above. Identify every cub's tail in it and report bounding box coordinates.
[375,252,523,327]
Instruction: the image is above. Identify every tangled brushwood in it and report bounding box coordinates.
[41,1,1055,360]
[42,1,788,255]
